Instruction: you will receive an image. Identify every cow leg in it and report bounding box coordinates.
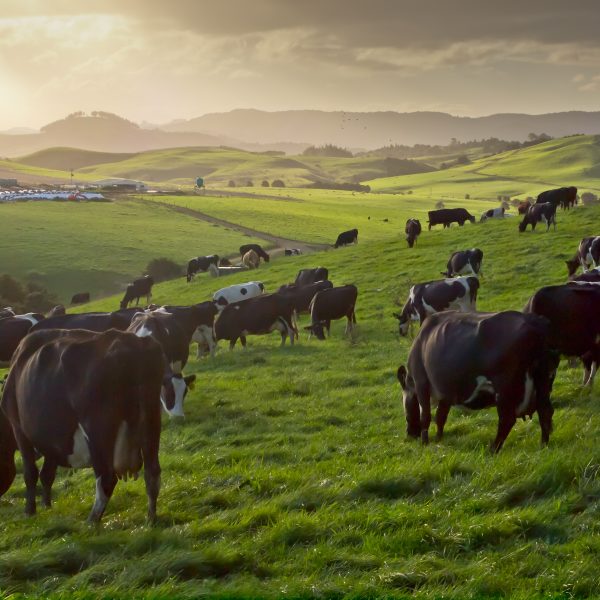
[14,429,38,515]
[416,384,431,445]
[428,223,432,231]
[326,321,331,338]
[491,401,516,453]
[40,457,58,508]
[141,437,161,524]
[240,336,247,349]
[87,440,118,523]
[537,399,554,447]
[229,338,237,351]
[435,402,451,440]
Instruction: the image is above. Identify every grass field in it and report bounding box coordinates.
[0,199,265,302]
[1,200,599,598]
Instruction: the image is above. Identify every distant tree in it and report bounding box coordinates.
[146,258,183,283]
[581,192,599,205]
[435,201,445,209]
[501,200,510,210]
[0,274,25,304]
[246,180,254,187]
[302,144,353,158]
[261,180,270,187]
[465,193,470,199]
[228,180,236,188]
[510,198,521,207]
[0,275,57,314]
[455,154,470,165]
[272,179,285,188]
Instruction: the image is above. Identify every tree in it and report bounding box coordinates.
[272,179,285,188]
[246,180,253,187]
[581,192,598,205]
[0,274,25,304]
[146,258,183,283]
[435,201,445,209]
[261,180,270,187]
[228,180,236,188]
[465,194,470,199]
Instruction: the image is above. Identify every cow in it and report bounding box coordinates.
[186,255,219,282]
[213,281,265,310]
[524,283,600,386]
[443,249,483,277]
[120,276,154,309]
[427,208,475,230]
[518,200,532,215]
[405,219,422,248]
[285,248,302,256]
[397,310,559,452]
[0,313,45,362]
[295,268,329,286]
[214,293,295,350]
[47,305,66,317]
[0,307,15,320]
[207,264,249,277]
[31,309,143,334]
[536,187,577,210]
[518,203,556,232]
[570,267,600,283]
[127,312,196,417]
[278,280,333,335]
[0,328,164,522]
[480,207,505,222]
[393,276,479,337]
[565,236,600,277]
[147,302,218,357]
[239,244,270,263]
[304,285,358,340]
[70,292,90,304]
[334,229,358,248]
[242,250,260,269]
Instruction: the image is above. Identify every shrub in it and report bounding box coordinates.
[146,258,183,283]
[581,192,598,205]
[228,180,236,188]
[272,179,285,188]
[0,274,57,314]
[261,180,270,187]
[246,180,253,187]
[435,201,445,209]
[465,193,470,199]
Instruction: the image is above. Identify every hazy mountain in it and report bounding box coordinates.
[0,127,38,135]
[162,109,600,148]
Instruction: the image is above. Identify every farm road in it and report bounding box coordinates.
[129,196,331,257]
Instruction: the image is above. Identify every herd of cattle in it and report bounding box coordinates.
[0,184,597,523]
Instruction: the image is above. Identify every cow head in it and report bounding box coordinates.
[397,366,420,438]
[161,372,196,418]
[518,219,528,232]
[304,320,327,340]
[565,257,580,277]
[393,304,415,337]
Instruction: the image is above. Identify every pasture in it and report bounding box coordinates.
[2,199,599,598]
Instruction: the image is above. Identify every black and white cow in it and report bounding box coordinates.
[213,281,265,310]
[405,219,422,248]
[304,285,358,340]
[393,276,479,336]
[120,276,154,309]
[0,313,45,362]
[480,207,505,222]
[518,203,556,232]
[334,229,358,248]
[70,292,90,304]
[570,267,600,284]
[295,268,329,286]
[239,244,270,263]
[566,236,600,277]
[127,312,196,417]
[0,328,164,522]
[285,248,303,256]
[397,310,558,452]
[213,293,296,350]
[443,248,483,277]
[187,255,219,282]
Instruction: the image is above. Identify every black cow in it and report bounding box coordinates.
[570,267,600,283]
[443,248,483,277]
[70,292,90,304]
[31,309,143,334]
[524,283,600,386]
[397,311,558,452]
[295,268,329,286]
[187,255,219,282]
[566,236,600,277]
[239,244,270,263]
[120,276,154,309]
[536,187,577,210]
[127,312,196,417]
[427,208,475,230]
[393,276,479,336]
[278,280,333,335]
[214,293,295,350]
[0,328,164,522]
[405,219,422,248]
[0,313,45,362]
[334,229,358,248]
[518,203,556,232]
[304,285,358,340]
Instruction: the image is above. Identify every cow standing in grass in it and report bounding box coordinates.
[566,236,600,277]
[518,203,556,232]
[405,219,422,248]
[304,285,357,340]
[120,276,154,308]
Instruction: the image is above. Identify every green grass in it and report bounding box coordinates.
[0,199,265,302]
[2,203,598,598]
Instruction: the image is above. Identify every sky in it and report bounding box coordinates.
[1,0,600,129]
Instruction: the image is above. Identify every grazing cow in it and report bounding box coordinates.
[70,292,90,304]
[295,268,329,286]
[536,187,577,210]
[480,207,505,222]
[278,280,333,334]
[127,312,196,417]
[213,281,265,310]
[334,229,358,248]
[242,250,260,269]
[397,311,558,452]
[304,284,358,340]
[207,264,249,277]
[518,200,532,215]
[31,309,143,334]
[239,244,270,263]
[427,208,475,230]
[0,307,15,320]
[0,328,164,522]
[524,283,600,386]
[120,276,154,309]
[443,248,483,277]
[570,267,600,283]
[566,236,600,276]
[0,313,45,362]
[405,219,422,248]
[285,248,302,256]
[518,203,556,232]
[186,255,219,282]
[393,276,479,336]
[214,293,295,350]
[148,302,219,357]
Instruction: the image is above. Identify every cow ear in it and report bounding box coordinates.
[397,366,407,388]
[184,374,197,389]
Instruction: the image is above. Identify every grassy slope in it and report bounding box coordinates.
[1,205,599,598]
[0,199,265,301]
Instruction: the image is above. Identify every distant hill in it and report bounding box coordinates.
[17,147,134,171]
[162,109,600,148]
